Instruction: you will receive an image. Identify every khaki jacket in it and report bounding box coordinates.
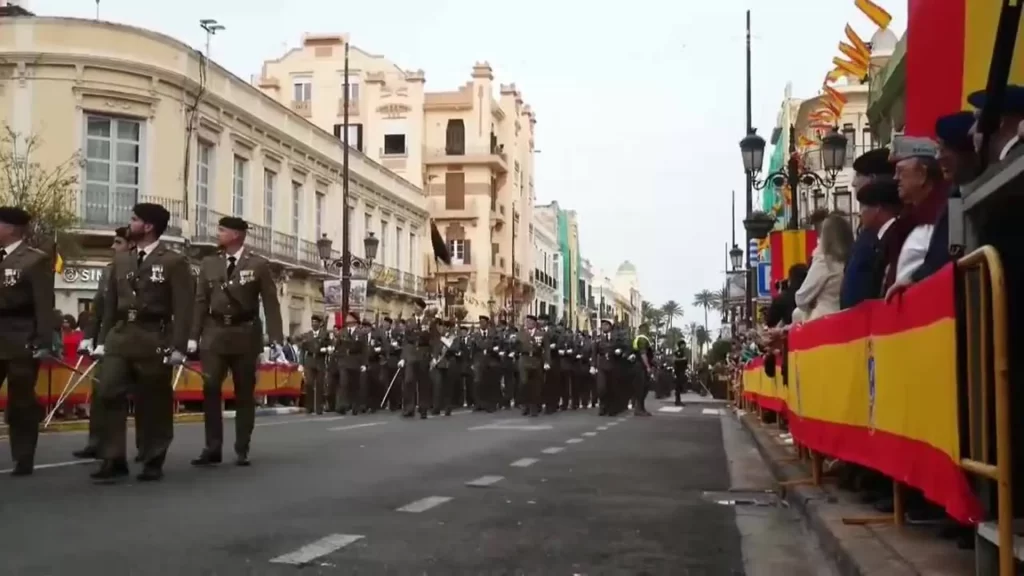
[100,243,193,358]
[0,242,54,359]
[190,250,283,355]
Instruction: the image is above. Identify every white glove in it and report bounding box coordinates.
[558,350,565,356]
[492,346,499,352]
[575,354,582,359]
[398,359,406,368]
[360,365,367,373]
[166,350,186,366]
[543,363,550,371]
[91,344,106,358]
[78,339,94,353]
[298,365,304,373]
[589,367,598,375]
[509,352,516,359]
[549,343,556,349]
[186,339,198,354]
[374,347,382,353]
[430,358,439,369]
[499,351,506,357]
[628,354,636,361]
[327,346,335,353]
[614,348,622,355]
[319,347,328,353]
[568,348,574,354]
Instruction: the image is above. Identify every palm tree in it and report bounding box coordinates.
[696,326,711,351]
[692,289,716,335]
[713,286,729,323]
[686,321,701,360]
[660,300,682,329]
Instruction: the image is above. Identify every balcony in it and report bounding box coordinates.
[337,97,360,117]
[490,202,505,226]
[192,209,329,273]
[73,190,184,237]
[368,263,427,297]
[423,145,508,173]
[291,100,312,118]
[533,268,558,291]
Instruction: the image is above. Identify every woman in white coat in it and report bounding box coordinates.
[794,214,855,323]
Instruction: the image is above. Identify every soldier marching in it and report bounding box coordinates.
[1,203,658,483]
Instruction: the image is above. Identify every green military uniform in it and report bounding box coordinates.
[77,263,112,456]
[97,224,194,481]
[593,320,626,416]
[0,224,55,475]
[298,316,331,414]
[191,239,283,464]
[401,310,437,418]
[471,317,501,412]
[379,318,403,411]
[334,312,369,414]
[631,331,653,416]
[516,317,550,417]
[432,320,456,415]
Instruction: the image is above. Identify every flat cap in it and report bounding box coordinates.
[852,148,894,177]
[311,313,324,321]
[935,111,976,152]
[382,316,393,323]
[856,177,901,208]
[891,136,939,161]
[132,203,170,228]
[218,216,249,232]
[967,84,1024,116]
[0,206,31,226]
[525,314,537,321]
[600,318,613,325]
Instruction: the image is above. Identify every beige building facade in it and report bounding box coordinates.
[0,17,429,332]
[257,35,538,322]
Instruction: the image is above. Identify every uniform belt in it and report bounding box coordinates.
[210,312,256,326]
[117,309,169,324]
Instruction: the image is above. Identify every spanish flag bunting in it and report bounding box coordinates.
[832,56,867,80]
[854,0,893,29]
[826,66,850,83]
[906,0,1024,137]
[823,98,843,117]
[768,229,817,296]
[798,135,817,149]
[822,84,848,106]
[53,251,64,274]
[839,40,870,68]
[844,24,872,62]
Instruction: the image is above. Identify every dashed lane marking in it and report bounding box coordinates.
[702,408,724,416]
[541,447,565,454]
[259,415,348,427]
[396,496,452,513]
[606,422,619,427]
[658,406,684,413]
[597,426,609,430]
[582,432,597,437]
[465,475,505,487]
[510,458,538,468]
[565,438,584,444]
[0,459,93,475]
[269,534,364,566]
[468,424,553,431]
[327,422,388,432]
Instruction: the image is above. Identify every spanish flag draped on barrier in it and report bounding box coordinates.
[769,229,817,297]
[742,263,983,525]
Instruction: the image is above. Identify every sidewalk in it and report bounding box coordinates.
[0,406,304,435]
[738,409,974,576]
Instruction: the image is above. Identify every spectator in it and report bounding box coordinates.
[968,83,1024,164]
[765,264,808,328]
[841,177,902,309]
[60,314,83,363]
[795,214,853,322]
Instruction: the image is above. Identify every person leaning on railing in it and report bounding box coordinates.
[794,215,854,323]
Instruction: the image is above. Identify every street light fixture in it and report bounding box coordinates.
[316,232,380,271]
[729,244,744,271]
[739,125,848,230]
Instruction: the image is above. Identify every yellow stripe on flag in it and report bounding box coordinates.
[839,41,870,68]
[854,0,893,29]
[832,56,867,80]
[54,252,64,274]
[844,24,872,61]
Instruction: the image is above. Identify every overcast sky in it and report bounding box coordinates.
[32,0,906,327]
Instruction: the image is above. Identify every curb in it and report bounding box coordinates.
[736,409,919,576]
[1,406,305,436]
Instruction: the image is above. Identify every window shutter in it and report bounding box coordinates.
[446,120,465,154]
[445,172,466,210]
[463,239,472,264]
[355,124,364,151]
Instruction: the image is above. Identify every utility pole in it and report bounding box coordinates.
[95,0,100,19]
[510,200,517,323]
[743,9,755,323]
[341,40,352,319]
[199,19,225,61]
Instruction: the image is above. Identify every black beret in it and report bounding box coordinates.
[114,226,130,240]
[218,216,249,232]
[525,314,537,321]
[479,315,490,322]
[935,111,976,152]
[311,313,324,321]
[412,298,427,309]
[382,316,393,323]
[852,148,894,177]
[0,206,31,226]
[856,177,902,208]
[600,318,613,325]
[132,203,170,228]
[968,84,1024,116]
[360,318,372,326]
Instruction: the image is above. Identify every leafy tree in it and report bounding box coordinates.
[706,338,733,365]
[714,286,729,322]
[662,326,684,350]
[0,126,80,256]
[692,289,715,335]
[660,300,682,329]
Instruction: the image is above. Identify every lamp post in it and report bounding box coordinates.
[739,124,848,230]
[729,245,743,271]
[316,232,379,320]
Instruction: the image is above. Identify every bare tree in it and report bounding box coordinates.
[0,126,80,255]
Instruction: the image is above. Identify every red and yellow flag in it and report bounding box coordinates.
[768,229,817,295]
[906,0,1024,137]
[855,0,893,29]
[832,56,867,80]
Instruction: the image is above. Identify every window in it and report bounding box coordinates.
[347,205,355,250]
[379,219,388,265]
[395,226,403,270]
[842,123,856,165]
[862,126,876,152]
[195,141,213,238]
[445,120,466,155]
[383,134,406,156]
[292,79,312,102]
[232,156,247,217]
[333,123,364,152]
[291,181,302,235]
[408,231,416,273]
[343,76,360,103]
[263,169,276,229]
[364,213,373,244]
[448,239,466,265]
[445,172,465,210]
[84,115,143,226]
[315,192,325,240]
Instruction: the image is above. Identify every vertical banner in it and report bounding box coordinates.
[350,279,367,313]
[323,279,343,312]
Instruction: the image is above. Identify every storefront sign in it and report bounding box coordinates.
[59,266,106,286]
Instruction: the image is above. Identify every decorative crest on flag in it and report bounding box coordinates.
[867,336,877,434]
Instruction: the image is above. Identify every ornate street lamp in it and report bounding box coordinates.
[729,244,744,271]
[743,211,776,241]
[739,125,848,230]
[316,232,380,270]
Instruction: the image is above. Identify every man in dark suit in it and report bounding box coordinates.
[841,178,902,309]
[839,148,896,310]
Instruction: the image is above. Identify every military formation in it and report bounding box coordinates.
[0,203,658,485]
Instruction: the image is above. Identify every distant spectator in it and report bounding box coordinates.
[765,264,808,328]
[796,214,853,322]
[60,314,83,362]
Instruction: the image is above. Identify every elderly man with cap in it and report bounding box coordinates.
[401,301,438,418]
[93,203,194,483]
[0,206,54,476]
[74,226,132,461]
[298,313,332,414]
[189,216,284,467]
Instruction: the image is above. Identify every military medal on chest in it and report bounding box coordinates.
[150,264,165,283]
[239,269,254,285]
[3,267,20,287]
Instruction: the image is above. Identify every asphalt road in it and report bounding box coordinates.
[0,394,829,575]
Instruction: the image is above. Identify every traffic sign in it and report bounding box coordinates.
[757,262,772,298]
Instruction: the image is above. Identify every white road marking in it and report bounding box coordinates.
[702,408,724,416]
[606,422,618,427]
[396,496,452,513]
[541,447,565,454]
[582,432,597,437]
[327,422,388,432]
[468,424,553,431]
[658,406,684,413]
[566,438,584,444]
[465,475,505,487]
[0,459,94,474]
[510,458,538,468]
[269,534,364,565]
[258,415,347,427]
[597,426,609,430]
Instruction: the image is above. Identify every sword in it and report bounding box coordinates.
[43,359,99,428]
[171,364,185,390]
[46,354,101,385]
[380,365,403,408]
[157,347,212,380]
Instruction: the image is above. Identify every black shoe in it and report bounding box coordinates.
[11,460,33,477]
[137,466,163,482]
[420,412,428,420]
[90,459,129,483]
[235,454,251,467]
[72,447,98,459]
[191,451,222,467]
